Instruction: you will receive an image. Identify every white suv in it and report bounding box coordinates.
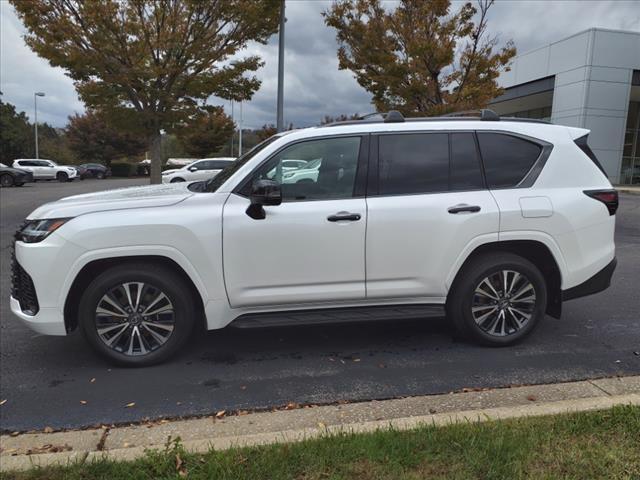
[12,159,78,181]
[161,158,234,183]
[10,111,617,366]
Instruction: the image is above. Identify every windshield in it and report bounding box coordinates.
[194,135,283,193]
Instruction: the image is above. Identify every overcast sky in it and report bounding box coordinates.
[1,0,639,129]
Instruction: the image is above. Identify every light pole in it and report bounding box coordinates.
[276,0,285,132]
[34,92,45,159]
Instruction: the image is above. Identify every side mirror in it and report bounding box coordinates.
[246,179,282,220]
[188,166,198,172]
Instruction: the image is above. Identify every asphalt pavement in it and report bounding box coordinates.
[1,179,639,432]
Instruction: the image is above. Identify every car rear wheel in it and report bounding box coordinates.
[56,172,68,182]
[170,177,185,183]
[446,252,547,346]
[79,263,196,366]
[0,174,14,187]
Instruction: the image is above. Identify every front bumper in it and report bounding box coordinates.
[10,296,66,335]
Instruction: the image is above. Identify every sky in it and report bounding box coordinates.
[1,0,639,130]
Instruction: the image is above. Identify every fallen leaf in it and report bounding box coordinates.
[176,453,187,476]
[176,401,182,405]
[125,402,136,408]
[238,410,249,416]
[215,410,226,419]
[378,363,386,369]
[285,402,298,410]
[90,378,96,383]
[79,400,87,405]
[526,395,537,402]
[0,399,7,406]
[10,432,19,437]
[353,358,361,362]
[43,427,54,433]
[317,422,326,428]
[240,385,247,390]
[123,442,131,448]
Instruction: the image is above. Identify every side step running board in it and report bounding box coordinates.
[230,304,445,329]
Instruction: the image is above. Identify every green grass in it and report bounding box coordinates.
[3,405,639,480]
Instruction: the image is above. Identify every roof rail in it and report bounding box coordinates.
[320,108,550,127]
[443,109,500,121]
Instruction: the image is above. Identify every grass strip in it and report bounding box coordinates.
[3,404,639,480]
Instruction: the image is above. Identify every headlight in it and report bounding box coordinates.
[18,218,72,243]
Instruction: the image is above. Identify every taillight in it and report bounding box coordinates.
[583,189,619,216]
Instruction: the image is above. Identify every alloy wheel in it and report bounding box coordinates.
[471,270,536,337]
[94,282,175,356]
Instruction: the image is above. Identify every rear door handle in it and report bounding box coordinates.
[327,212,361,222]
[448,204,481,214]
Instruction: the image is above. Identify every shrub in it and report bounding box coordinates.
[110,162,135,177]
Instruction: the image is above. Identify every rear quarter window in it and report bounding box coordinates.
[477,133,542,188]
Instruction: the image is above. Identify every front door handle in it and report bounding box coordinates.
[448,204,481,214]
[327,212,361,222]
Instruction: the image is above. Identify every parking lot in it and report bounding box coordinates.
[1,179,639,432]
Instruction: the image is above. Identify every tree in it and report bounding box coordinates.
[323,0,516,116]
[178,106,235,158]
[256,124,278,142]
[320,113,361,125]
[0,96,33,162]
[66,110,146,167]
[11,0,280,183]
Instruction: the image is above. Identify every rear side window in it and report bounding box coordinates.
[477,133,542,188]
[450,133,484,190]
[378,133,449,195]
[377,133,484,195]
[574,135,607,176]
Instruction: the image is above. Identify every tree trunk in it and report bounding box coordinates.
[149,133,162,184]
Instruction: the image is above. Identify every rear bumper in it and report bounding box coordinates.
[562,257,617,301]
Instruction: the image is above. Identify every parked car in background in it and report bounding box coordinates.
[9,110,618,366]
[162,157,234,183]
[0,163,34,187]
[78,163,111,179]
[280,158,321,184]
[12,159,78,182]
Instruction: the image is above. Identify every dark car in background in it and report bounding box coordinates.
[0,162,34,187]
[78,163,111,179]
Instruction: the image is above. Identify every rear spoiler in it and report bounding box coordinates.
[566,127,590,140]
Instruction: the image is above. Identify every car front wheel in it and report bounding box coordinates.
[79,263,196,366]
[447,252,547,346]
[0,174,14,187]
[56,172,69,182]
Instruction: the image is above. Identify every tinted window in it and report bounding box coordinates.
[210,160,233,169]
[378,133,449,195]
[477,133,542,188]
[450,133,484,190]
[248,136,361,201]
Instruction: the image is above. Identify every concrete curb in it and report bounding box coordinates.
[1,376,639,472]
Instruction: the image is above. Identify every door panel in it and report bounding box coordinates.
[366,191,499,299]
[223,194,366,307]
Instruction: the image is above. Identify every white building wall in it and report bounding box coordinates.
[499,28,640,183]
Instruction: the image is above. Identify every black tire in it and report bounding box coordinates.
[0,174,14,187]
[96,171,105,179]
[56,171,69,182]
[79,263,196,366]
[446,252,547,346]
[170,177,185,183]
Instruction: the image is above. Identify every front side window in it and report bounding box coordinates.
[246,136,361,201]
[477,133,542,188]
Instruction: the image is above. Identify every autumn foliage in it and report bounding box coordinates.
[324,0,516,116]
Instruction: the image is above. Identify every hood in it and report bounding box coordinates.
[28,182,195,220]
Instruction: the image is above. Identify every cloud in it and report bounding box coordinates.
[1,1,638,129]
